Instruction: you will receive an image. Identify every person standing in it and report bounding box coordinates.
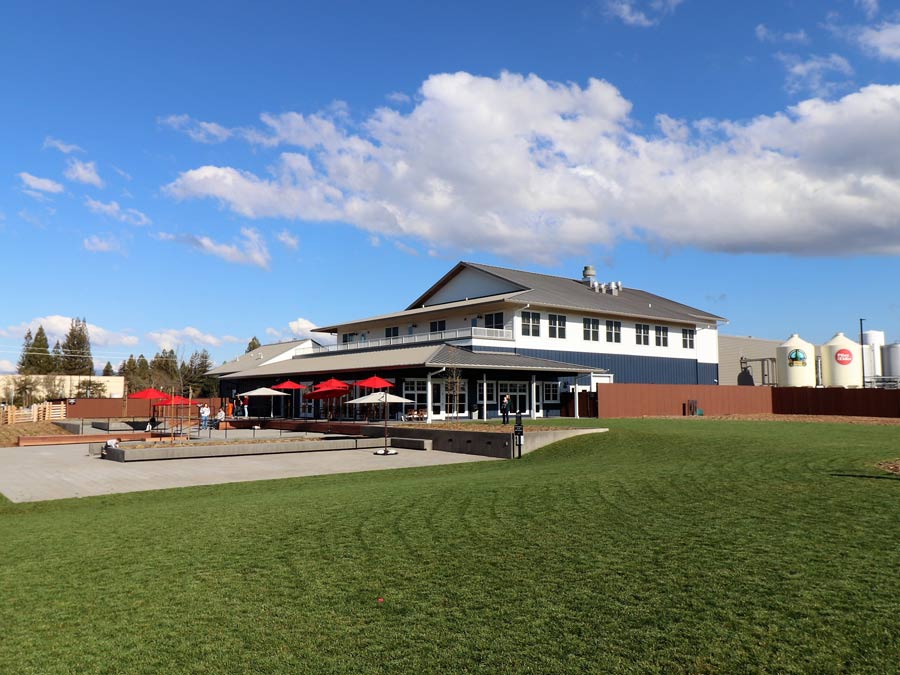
[200,403,210,430]
[500,395,510,425]
[242,396,249,417]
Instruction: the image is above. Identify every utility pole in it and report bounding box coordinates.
[859,318,866,388]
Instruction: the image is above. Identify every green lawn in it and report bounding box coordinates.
[1,419,898,674]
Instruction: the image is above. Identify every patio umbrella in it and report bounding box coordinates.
[239,386,289,417]
[272,380,307,418]
[314,378,350,391]
[126,386,169,418]
[355,375,394,390]
[347,391,415,455]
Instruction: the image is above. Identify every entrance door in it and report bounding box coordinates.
[499,382,528,415]
[431,382,444,417]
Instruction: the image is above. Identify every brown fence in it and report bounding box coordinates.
[595,384,900,418]
[772,387,900,417]
[63,397,224,419]
[596,384,773,418]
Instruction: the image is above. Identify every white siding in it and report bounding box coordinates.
[426,268,521,306]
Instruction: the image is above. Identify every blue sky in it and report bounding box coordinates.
[2,0,900,371]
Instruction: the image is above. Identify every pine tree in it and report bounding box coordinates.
[17,329,34,374]
[181,349,217,398]
[51,340,63,372]
[102,361,114,376]
[30,326,54,374]
[136,354,151,390]
[61,318,94,375]
[150,349,180,391]
[246,336,261,353]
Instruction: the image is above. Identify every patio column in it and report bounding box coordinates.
[426,371,433,424]
[574,378,580,419]
[482,374,488,421]
[530,374,537,419]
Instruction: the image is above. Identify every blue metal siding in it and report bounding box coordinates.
[517,348,707,384]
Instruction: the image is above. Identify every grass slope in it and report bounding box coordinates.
[1,419,898,674]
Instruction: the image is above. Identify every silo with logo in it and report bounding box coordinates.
[775,334,816,387]
[821,332,862,388]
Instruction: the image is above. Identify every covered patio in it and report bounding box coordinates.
[218,343,595,422]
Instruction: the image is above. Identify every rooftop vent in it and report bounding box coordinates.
[582,265,597,287]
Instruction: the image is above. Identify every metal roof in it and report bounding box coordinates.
[220,343,594,380]
[207,339,319,376]
[464,262,726,324]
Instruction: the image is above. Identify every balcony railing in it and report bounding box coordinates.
[308,326,513,355]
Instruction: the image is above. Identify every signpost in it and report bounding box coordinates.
[513,411,523,459]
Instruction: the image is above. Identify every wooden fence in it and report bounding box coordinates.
[595,384,900,418]
[0,402,67,425]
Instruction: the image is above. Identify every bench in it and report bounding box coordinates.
[18,432,159,447]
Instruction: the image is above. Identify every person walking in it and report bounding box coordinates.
[500,395,510,425]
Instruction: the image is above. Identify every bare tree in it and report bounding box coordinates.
[446,367,464,421]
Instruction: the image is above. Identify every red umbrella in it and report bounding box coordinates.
[314,377,350,391]
[271,380,307,390]
[158,394,194,405]
[271,381,306,418]
[304,387,349,400]
[355,375,394,389]
[128,387,168,400]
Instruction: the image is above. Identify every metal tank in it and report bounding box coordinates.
[821,332,862,388]
[882,343,900,378]
[775,334,816,387]
[863,330,885,377]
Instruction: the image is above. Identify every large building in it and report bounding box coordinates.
[215,262,725,420]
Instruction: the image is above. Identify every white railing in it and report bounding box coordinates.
[309,326,513,354]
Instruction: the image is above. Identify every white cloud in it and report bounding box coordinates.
[856,0,879,19]
[43,136,84,154]
[162,227,271,269]
[755,24,809,44]
[163,72,900,259]
[777,53,854,97]
[159,114,233,143]
[84,197,151,225]
[18,172,64,193]
[64,158,104,188]
[0,315,138,347]
[276,229,299,249]
[858,21,900,61]
[605,0,683,27]
[288,317,319,338]
[83,235,122,253]
[387,92,411,104]
[394,241,419,256]
[0,359,15,374]
[147,327,225,351]
[112,165,133,181]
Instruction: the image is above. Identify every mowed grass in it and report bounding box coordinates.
[1,419,898,674]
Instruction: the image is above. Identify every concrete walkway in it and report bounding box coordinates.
[0,442,496,503]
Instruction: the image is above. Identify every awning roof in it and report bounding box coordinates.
[219,344,596,380]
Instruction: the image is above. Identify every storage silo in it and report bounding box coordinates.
[775,334,816,387]
[882,343,900,378]
[821,332,862,388]
[863,330,885,377]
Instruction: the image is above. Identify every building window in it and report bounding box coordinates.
[606,320,621,343]
[341,333,357,344]
[522,311,540,337]
[402,379,429,409]
[655,326,668,347]
[499,382,528,414]
[583,318,600,341]
[682,328,695,349]
[484,312,504,330]
[548,314,566,339]
[429,320,446,333]
[476,381,496,403]
[543,382,560,403]
[385,326,399,338]
[635,323,650,346]
[445,381,467,416]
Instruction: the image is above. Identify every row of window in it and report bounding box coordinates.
[401,379,560,412]
[527,312,696,349]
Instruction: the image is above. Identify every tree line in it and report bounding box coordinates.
[11,318,222,403]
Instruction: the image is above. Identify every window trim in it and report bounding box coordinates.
[606,320,621,343]
[655,325,669,347]
[548,313,566,339]
[635,323,650,346]
[521,310,541,337]
[583,317,600,341]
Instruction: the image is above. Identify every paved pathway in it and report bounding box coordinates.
[0,441,495,503]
